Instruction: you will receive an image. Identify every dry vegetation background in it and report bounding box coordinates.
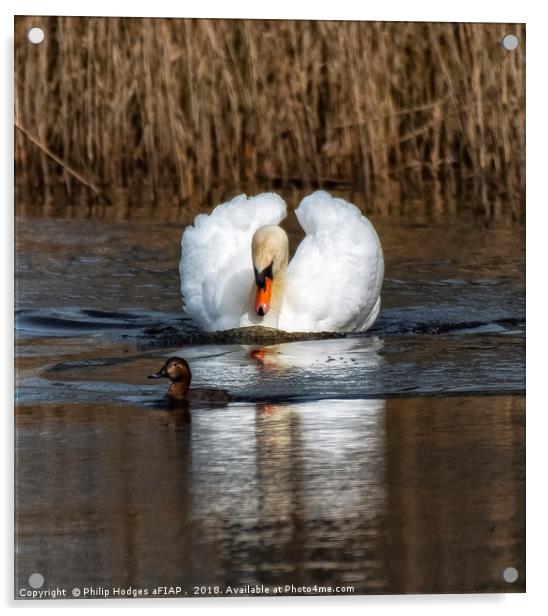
[15,17,525,218]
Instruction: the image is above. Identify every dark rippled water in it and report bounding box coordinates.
[15,207,525,596]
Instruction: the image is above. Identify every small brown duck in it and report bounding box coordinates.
[148,356,231,403]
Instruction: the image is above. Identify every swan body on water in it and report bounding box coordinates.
[180,191,384,333]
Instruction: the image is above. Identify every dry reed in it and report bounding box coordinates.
[14,17,525,217]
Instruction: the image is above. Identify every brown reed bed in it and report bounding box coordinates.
[14,17,525,218]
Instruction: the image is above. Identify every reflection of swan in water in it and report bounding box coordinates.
[250,336,384,372]
[180,191,384,332]
[187,398,387,581]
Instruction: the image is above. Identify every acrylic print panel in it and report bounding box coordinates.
[14,16,525,599]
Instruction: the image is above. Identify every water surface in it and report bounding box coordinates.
[15,203,525,596]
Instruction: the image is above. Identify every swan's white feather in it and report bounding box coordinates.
[279,191,384,332]
[180,193,287,331]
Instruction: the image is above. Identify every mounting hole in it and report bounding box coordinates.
[501,34,519,51]
[28,572,45,589]
[27,27,45,45]
[502,566,519,583]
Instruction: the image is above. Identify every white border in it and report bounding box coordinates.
[3,1,545,614]
[6,0,528,22]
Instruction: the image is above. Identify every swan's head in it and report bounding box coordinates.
[251,225,289,317]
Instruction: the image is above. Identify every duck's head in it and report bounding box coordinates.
[251,225,289,317]
[148,357,191,384]
[148,356,192,401]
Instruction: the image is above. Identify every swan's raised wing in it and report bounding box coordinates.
[180,193,287,331]
[281,191,384,332]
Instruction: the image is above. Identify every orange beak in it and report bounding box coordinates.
[255,277,272,317]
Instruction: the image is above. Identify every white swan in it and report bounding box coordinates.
[180,191,384,332]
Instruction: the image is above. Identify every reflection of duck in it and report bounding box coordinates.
[148,357,231,403]
[180,191,384,333]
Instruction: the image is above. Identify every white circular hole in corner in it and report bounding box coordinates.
[502,34,519,51]
[28,572,45,589]
[502,566,519,583]
[27,27,45,45]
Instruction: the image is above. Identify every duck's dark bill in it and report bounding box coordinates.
[147,369,166,379]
